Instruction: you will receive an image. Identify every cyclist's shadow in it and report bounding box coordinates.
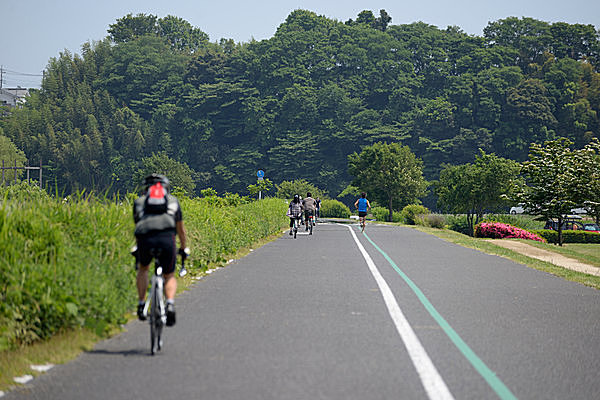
[86,348,151,357]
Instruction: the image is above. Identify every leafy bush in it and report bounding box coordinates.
[532,230,600,244]
[446,215,473,235]
[320,199,351,218]
[0,181,49,201]
[371,206,402,222]
[401,204,430,225]
[475,222,546,242]
[197,188,250,207]
[416,214,447,229]
[223,192,250,207]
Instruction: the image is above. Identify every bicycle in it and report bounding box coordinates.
[306,213,314,235]
[132,246,189,355]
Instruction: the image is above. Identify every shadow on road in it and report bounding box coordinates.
[86,348,151,357]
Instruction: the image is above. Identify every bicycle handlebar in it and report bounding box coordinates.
[178,247,190,277]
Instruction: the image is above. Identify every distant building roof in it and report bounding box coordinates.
[0,87,30,108]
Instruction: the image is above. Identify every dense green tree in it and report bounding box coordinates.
[108,13,209,52]
[108,13,159,42]
[157,15,209,52]
[1,11,599,202]
[514,138,586,245]
[496,79,558,159]
[348,142,428,221]
[577,139,600,224]
[549,23,598,62]
[436,151,522,235]
[484,17,552,68]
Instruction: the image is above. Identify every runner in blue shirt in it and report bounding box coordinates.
[354,192,371,232]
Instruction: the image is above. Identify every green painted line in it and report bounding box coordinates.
[362,229,518,400]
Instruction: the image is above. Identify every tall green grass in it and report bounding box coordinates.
[0,184,132,350]
[182,197,289,266]
[0,184,288,351]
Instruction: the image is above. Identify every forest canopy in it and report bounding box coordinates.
[1,10,599,203]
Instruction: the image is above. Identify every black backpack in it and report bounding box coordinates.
[134,182,178,236]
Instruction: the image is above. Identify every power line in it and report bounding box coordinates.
[4,69,44,77]
[1,65,44,88]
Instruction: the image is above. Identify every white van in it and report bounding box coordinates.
[509,205,524,214]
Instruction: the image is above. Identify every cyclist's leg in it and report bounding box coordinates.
[157,235,177,302]
[137,264,150,301]
[163,272,176,301]
[136,237,154,302]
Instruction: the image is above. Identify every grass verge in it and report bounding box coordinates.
[521,242,600,268]
[0,328,99,391]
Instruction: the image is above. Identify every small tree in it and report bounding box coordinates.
[133,152,197,195]
[247,178,273,199]
[0,134,28,184]
[348,142,428,222]
[436,150,521,236]
[514,138,585,246]
[275,179,326,200]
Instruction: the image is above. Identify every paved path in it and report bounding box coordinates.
[5,223,600,399]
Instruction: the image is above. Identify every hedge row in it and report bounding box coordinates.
[531,229,600,244]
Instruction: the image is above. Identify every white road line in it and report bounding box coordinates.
[346,225,454,400]
[31,364,54,372]
[13,375,33,384]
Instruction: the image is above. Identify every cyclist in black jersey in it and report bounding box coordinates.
[133,174,188,326]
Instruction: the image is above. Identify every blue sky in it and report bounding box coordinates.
[1,0,598,88]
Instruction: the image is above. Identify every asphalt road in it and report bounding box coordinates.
[5,223,600,399]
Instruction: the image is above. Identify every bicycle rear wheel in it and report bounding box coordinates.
[149,279,163,355]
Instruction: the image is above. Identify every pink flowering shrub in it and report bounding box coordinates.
[475,222,546,242]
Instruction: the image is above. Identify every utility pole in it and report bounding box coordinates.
[0,65,3,89]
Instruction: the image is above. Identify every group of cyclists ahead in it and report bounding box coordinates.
[287,191,371,235]
[287,192,320,237]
